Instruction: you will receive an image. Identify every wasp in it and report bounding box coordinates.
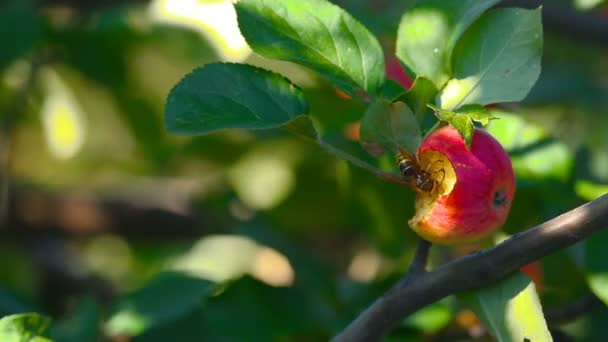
[395,149,445,194]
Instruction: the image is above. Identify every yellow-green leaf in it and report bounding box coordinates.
[460,273,552,342]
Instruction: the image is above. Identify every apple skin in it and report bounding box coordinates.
[521,262,543,290]
[385,55,413,90]
[409,126,515,245]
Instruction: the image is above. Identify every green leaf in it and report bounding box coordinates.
[428,104,474,147]
[0,313,52,342]
[0,0,40,70]
[403,302,452,333]
[165,63,309,135]
[379,79,406,102]
[282,117,383,180]
[50,298,99,342]
[282,115,319,142]
[203,276,337,341]
[450,114,474,147]
[106,272,216,337]
[460,273,552,342]
[458,104,497,125]
[360,100,421,156]
[575,180,608,201]
[428,104,496,147]
[574,0,605,10]
[439,8,543,109]
[236,0,385,95]
[399,77,438,121]
[585,230,608,305]
[396,0,500,88]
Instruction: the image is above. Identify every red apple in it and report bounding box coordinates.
[520,262,543,290]
[385,55,413,90]
[409,126,515,245]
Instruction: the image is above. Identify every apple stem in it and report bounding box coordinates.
[406,239,431,280]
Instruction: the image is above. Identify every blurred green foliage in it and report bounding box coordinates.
[0,0,607,341]
[0,313,52,342]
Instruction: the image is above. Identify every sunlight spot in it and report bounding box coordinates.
[105,306,148,337]
[404,304,452,332]
[82,234,134,286]
[40,68,86,160]
[439,77,477,109]
[519,144,569,175]
[403,10,446,45]
[574,0,604,10]
[171,235,295,287]
[252,247,294,287]
[172,235,258,282]
[575,180,608,201]
[484,112,524,149]
[229,151,295,210]
[348,249,381,282]
[149,0,250,61]
[588,272,608,304]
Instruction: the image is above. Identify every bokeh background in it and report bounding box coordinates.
[1,0,607,341]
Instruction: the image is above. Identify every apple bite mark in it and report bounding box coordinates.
[409,126,515,245]
[409,150,457,234]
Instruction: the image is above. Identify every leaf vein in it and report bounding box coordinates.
[456,19,520,108]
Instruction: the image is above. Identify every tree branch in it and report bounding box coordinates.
[334,239,431,342]
[332,193,608,341]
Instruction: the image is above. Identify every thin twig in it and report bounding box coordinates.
[332,193,608,341]
[282,119,408,186]
[316,139,408,186]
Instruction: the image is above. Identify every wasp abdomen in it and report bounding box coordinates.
[396,150,439,193]
[398,159,416,177]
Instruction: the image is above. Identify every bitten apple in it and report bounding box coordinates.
[409,126,515,245]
